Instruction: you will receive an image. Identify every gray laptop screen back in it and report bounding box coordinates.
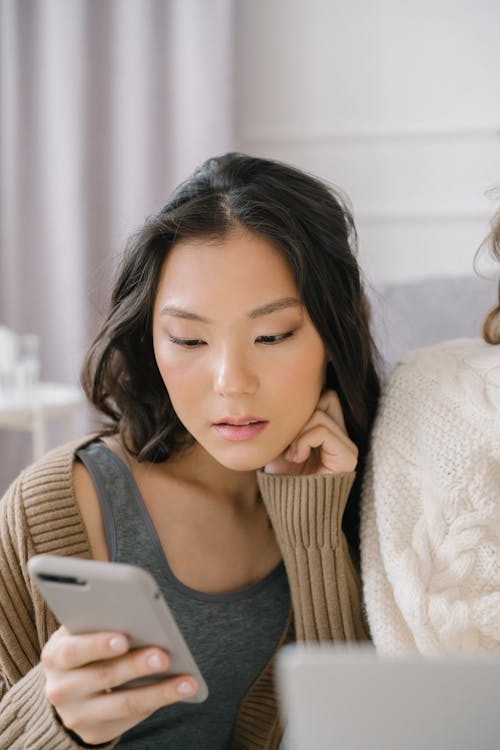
[277,644,500,750]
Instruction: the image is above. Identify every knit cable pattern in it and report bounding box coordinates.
[361,339,500,654]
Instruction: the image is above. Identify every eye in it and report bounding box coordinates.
[256,331,294,345]
[168,336,206,348]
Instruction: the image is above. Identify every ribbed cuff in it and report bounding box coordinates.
[0,663,118,750]
[257,471,355,549]
[257,471,360,642]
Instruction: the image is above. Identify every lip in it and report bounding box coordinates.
[212,416,269,442]
[214,416,265,426]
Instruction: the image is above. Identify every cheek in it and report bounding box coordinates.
[154,336,188,383]
[289,350,326,397]
[154,346,184,398]
[271,356,325,433]
[155,352,205,426]
[158,361,189,399]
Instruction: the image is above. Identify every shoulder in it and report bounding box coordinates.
[1,434,98,558]
[367,337,500,517]
[381,338,500,423]
[11,433,99,508]
[400,337,498,379]
[368,338,500,497]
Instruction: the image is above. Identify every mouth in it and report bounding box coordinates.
[212,416,269,442]
[214,416,266,426]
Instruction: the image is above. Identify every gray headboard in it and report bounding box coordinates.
[368,274,495,375]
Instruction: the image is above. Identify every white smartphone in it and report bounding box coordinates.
[28,554,209,703]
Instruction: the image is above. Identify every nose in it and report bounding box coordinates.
[213,344,258,397]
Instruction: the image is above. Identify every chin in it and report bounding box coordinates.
[213,454,266,473]
[207,443,279,473]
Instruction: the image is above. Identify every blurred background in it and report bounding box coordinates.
[1,0,499,491]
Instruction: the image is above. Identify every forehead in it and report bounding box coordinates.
[155,229,298,302]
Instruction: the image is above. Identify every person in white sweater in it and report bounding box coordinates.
[361,211,500,655]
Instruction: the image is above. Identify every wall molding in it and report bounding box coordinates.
[356,209,491,224]
[239,122,500,146]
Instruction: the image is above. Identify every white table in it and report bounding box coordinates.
[0,382,85,460]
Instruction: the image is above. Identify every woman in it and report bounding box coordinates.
[361,210,500,655]
[0,153,380,749]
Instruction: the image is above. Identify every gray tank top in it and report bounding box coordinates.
[76,442,290,749]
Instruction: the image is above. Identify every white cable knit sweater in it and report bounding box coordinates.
[361,338,500,655]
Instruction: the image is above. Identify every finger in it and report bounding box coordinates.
[42,628,129,671]
[62,647,172,699]
[297,427,357,472]
[287,408,355,457]
[61,675,197,746]
[103,648,171,693]
[264,455,304,476]
[96,673,197,721]
[318,390,348,433]
[289,423,358,473]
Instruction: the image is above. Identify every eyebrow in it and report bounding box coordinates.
[160,296,301,322]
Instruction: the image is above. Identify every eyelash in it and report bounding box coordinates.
[168,337,205,348]
[256,332,294,344]
[168,331,295,349]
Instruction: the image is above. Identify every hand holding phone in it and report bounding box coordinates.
[29,555,208,746]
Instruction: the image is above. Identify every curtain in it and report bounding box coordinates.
[0,0,235,491]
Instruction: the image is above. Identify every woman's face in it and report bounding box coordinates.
[152,228,327,471]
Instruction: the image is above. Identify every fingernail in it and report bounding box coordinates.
[177,680,195,696]
[147,652,164,670]
[109,636,127,652]
[286,447,296,461]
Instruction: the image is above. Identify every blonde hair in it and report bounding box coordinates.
[481,209,500,344]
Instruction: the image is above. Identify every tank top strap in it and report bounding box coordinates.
[75,441,164,578]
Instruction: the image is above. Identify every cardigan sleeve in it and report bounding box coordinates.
[257,470,368,642]
[0,463,118,749]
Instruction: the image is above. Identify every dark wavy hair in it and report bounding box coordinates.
[82,152,381,551]
[478,207,500,345]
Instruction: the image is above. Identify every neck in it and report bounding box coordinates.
[166,441,260,510]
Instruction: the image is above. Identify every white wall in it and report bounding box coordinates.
[234,0,500,284]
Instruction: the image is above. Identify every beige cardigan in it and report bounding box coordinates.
[0,435,367,749]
